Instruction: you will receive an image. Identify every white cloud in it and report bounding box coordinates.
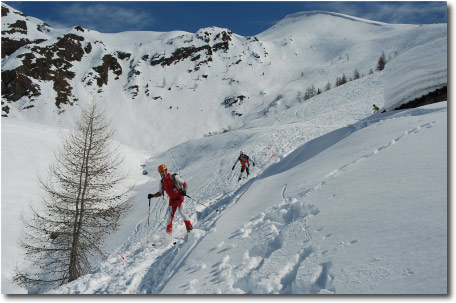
[57,3,155,32]
[357,2,446,24]
[312,2,446,24]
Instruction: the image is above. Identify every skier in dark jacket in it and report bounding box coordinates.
[232,151,256,181]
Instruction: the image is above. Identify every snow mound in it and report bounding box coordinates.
[383,35,447,111]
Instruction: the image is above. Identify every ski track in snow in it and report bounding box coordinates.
[326,120,436,181]
[214,178,325,294]
[47,102,443,294]
[190,112,438,294]
[227,182,325,294]
[39,73,445,294]
[125,173,259,294]
[119,176,256,294]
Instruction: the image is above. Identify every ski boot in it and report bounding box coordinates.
[184,228,192,240]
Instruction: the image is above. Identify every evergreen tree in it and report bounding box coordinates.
[353,68,360,80]
[297,91,303,103]
[14,102,133,289]
[304,85,316,100]
[341,74,347,85]
[324,81,331,91]
[376,51,387,71]
[336,74,347,87]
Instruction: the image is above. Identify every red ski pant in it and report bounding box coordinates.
[166,197,192,234]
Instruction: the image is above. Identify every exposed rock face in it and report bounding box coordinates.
[3,20,27,34]
[1,7,47,58]
[1,3,260,117]
[93,55,123,87]
[1,37,34,58]
[54,34,86,61]
[2,33,86,108]
[1,4,95,110]
[1,69,41,102]
[84,42,92,54]
[116,51,131,60]
[150,44,213,67]
[150,29,232,70]
[1,5,9,16]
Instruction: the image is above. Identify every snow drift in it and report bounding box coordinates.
[383,33,447,111]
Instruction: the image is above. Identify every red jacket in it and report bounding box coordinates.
[162,173,185,200]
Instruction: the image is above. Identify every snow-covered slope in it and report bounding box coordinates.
[47,100,447,294]
[4,70,445,294]
[1,4,447,295]
[157,103,446,295]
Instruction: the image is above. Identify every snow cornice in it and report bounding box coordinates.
[279,10,389,26]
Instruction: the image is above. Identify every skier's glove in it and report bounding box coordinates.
[148,193,153,199]
[253,163,256,166]
[232,166,234,170]
[180,190,187,197]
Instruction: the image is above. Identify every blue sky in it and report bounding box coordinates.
[4,1,448,36]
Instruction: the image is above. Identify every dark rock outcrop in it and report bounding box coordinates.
[1,5,256,117]
[93,55,123,87]
[2,20,27,34]
[84,42,92,54]
[2,37,31,58]
[1,33,86,108]
[151,45,212,67]
[1,69,41,102]
[1,5,9,16]
[116,51,132,60]
[151,29,232,68]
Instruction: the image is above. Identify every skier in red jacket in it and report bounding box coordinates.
[148,164,193,235]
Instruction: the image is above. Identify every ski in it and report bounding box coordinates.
[173,234,190,245]
[238,175,250,181]
[151,234,189,247]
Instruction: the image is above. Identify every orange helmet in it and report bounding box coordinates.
[157,164,168,173]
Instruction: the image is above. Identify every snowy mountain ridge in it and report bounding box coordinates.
[1,3,446,154]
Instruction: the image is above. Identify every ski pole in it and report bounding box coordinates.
[148,198,151,227]
[185,194,220,212]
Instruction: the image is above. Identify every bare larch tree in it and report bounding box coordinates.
[14,101,133,289]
